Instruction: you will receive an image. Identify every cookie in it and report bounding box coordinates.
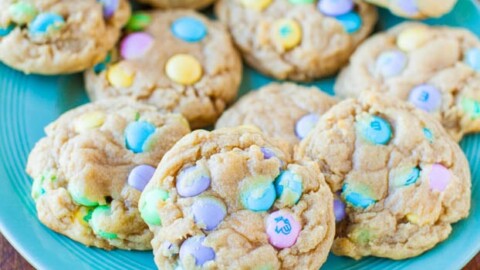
[216,83,337,147]
[85,10,242,129]
[365,0,457,19]
[139,126,335,269]
[336,23,480,141]
[295,92,471,259]
[215,0,378,81]
[26,99,190,250]
[136,0,216,9]
[0,0,130,74]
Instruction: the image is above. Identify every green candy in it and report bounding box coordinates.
[31,171,57,200]
[288,0,315,3]
[91,205,118,239]
[126,12,152,32]
[9,2,38,25]
[139,189,169,226]
[461,97,480,119]
[69,185,99,207]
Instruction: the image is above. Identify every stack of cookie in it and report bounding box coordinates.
[13,0,478,269]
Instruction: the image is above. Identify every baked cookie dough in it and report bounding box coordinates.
[85,10,242,129]
[136,0,216,9]
[336,23,480,141]
[215,0,378,81]
[216,83,337,147]
[0,0,130,74]
[26,99,190,250]
[295,92,471,259]
[139,126,335,269]
[365,0,457,19]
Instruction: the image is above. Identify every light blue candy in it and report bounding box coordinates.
[171,17,207,43]
[335,12,362,34]
[342,184,375,209]
[274,170,303,206]
[29,13,65,37]
[394,167,420,187]
[423,128,433,143]
[93,52,112,74]
[0,24,15,37]
[125,121,156,153]
[465,48,480,72]
[241,182,276,212]
[357,115,392,145]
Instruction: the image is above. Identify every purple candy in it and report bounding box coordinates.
[128,165,156,191]
[261,147,275,159]
[318,0,354,16]
[120,32,154,60]
[295,113,320,140]
[98,0,119,19]
[176,166,211,197]
[333,198,346,222]
[376,50,407,78]
[408,84,442,113]
[395,0,418,16]
[192,197,226,231]
[179,236,215,266]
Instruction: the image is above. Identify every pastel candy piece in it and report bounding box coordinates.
[9,2,37,25]
[166,54,203,85]
[261,147,275,159]
[295,113,319,140]
[171,17,207,43]
[74,207,93,226]
[29,13,65,37]
[289,0,315,4]
[342,184,376,209]
[98,0,119,19]
[241,0,272,11]
[392,167,420,187]
[318,0,354,16]
[465,48,480,71]
[0,24,15,37]
[74,111,106,133]
[93,52,112,74]
[333,198,346,222]
[192,197,227,231]
[274,170,303,207]
[179,236,215,266]
[461,97,480,119]
[273,19,302,50]
[394,0,419,16]
[128,165,156,191]
[120,32,154,60]
[68,182,99,207]
[90,206,118,239]
[241,181,276,212]
[335,12,362,34]
[423,127,434,142]
[107,63,135,88]
[375,50,408,77]
[31,171,56,200]
[408,84,442,112]
[429,164,451,192]
[140,188,169,225]
[126,12,152,32]
[357,115,392,145]
[397,27,430,52]
[266,210,301,249]
[124,121,156,153]
[176,165,211,197]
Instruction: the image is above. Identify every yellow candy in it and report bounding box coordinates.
[165,54,203,85]
[74,111,106,133]
[273,19,302,50]
[74,207,91,226]
[397,27,430,52]
[107,63,135,88]
[406,213,429,225]
[241,0,272,11]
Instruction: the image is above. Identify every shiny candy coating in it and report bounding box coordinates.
[0,24,15,37]
[261,147,275,159]
[165,54,203,85]
[423,127,434,142]
[126,12,152,32]
[74,111,106,133]
[335,12,362,34]
[273,19,302,50]
[93,52,112,74]
[241,180,276,212]
[91,206,118,239]
[176,165,211,197]
[317,0,354,16]
[392,167,420,187]
[295,113,319,140]
[465,48,480,72]
[240,0,272,11]
[171,17,207,43]
[397,27,430,51]
[29,13,65,37]
[98,0,118,19]
[107,63,135,88]
[289,0,315,3]
[375,50,408,77]
[408,84,442,113]
[334,198,346,222]
[179,236,215,266]
[429,164,451,192]
[192,197,227,231]
[342,184,376,209]
[266,210,301,249]
[124,121,156,153]
[274,170,303,207]
[120,32,154,59]
[461,97,480,119]
[356,115,392,145]
[395,0,419,16]
[139,189,169,225]
[128,165,156,191]
[9,2,37,25]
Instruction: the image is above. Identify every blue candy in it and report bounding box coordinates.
[393,167,420,187]
[241,182,276,212]
[93,52,112,74]
[0,24,15,37]
[342,184,376,209]
[274,170,303,206]
[465,48,480,72]
[171,17,207,43]
[357,115,392,145]
[98,0,119,19]
[29,13,65,37]
[335,12,362,34]
[423,128,433,143]
[125,121,156,153]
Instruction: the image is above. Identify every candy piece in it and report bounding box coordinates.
[261,147,275,159]
[90,206,118,239]
[107,63,135,88]
[406,213,420,224]
[98,0,119,19]
[274,170,303,207]
[74,207,93,226]
[240,0,272,11]
[335,12,362,34]
[397,27,430,52]
[317,0,354,16]
[128,165,156,191]
[266,210,301,249]
[289,0,315,4]
[392,167,420,187]
[334,198,346,222]
[465,48,480,71]
[9,2,37,25]
[139,189,169,225]
[394,0,419,16]
[165,54,203,85]
[295,113,319,140]
[179,236,215,266]
[192,197,227,231]
[68,183,99,207]
[93,52,112,74]
[241,181,276,212]
[356,115,392,145]
[31,176,46,200]
[423,128,434,142]
[342,184,376,209]
[273,19,302,50]
[29,13,65,37]
[461,97,480,119]
[171,17,207,43]
[0,24,15,37]
[124,121,156,153]
[120,32,154,59]
[74,111,106,133]
[429,164,451,192]
[176,165,211,197]
[126,12,152,32]
[375,50,407,77]
[408,84,442,113]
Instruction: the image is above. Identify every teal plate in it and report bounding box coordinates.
[1,1,479,269]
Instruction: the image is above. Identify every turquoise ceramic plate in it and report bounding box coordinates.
[1,1,479,269]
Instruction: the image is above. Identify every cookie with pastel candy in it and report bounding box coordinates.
[0,0,130,74]
[336,22,480,141]
[139,126,335,269]
[365,0,458,19]
[215,0,378,81]
[26,98,190,250]
[85,10,242,129]
[296,91,471,260]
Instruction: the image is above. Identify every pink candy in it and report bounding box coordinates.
[120,32,154,60]
[429,164,451,192]
[266,210,301,249]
